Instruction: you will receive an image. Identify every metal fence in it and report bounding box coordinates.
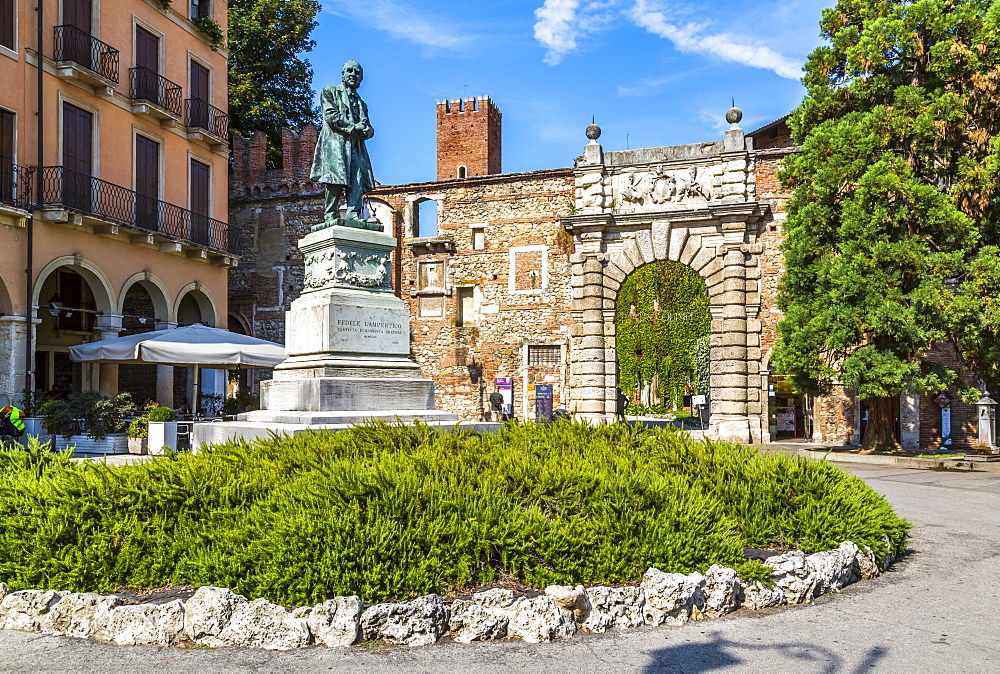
[0,160,33,210]
[129,67,182,117]
[40,166,240,255]
[53,25,120,85]
[185,98,229,140]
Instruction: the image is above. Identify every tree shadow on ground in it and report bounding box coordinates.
[642,631,889,673]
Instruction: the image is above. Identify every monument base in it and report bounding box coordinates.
[261,376,434,412]
[193,410,465,447]
[198,222,451,447]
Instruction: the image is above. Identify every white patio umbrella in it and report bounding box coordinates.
[69,323,285,415]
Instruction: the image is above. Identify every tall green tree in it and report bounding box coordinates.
[228,0,321,149]
[773,0,1000,450]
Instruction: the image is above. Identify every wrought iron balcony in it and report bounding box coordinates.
[53,25,120,85]
[129,67,182,117]
[39,166,239,255]
[0,160,34,211]
[185,98,228,141]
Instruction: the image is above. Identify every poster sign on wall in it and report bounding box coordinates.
[535,384,553,421]
[775,407,796,433]
[934,393,952,446]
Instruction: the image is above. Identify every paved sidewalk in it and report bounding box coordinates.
[766,441,1000,472]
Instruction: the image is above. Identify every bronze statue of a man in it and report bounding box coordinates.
[310,60,375,226]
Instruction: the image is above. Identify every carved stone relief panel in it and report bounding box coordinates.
[607,163,752,214]
[303,245,392,291]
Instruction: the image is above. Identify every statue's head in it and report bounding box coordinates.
[342,61,363,89]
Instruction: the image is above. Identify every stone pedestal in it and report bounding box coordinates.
[236,223,455,429]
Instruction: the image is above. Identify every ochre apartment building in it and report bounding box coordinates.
[0,0,235,408]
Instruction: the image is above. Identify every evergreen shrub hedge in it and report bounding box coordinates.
[0,421,909,605]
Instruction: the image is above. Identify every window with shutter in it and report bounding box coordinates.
[190,158,210,246]
[0,0,14,50]
[190,0,210,20]
[62,102,93,212]
[135,135,159,231]
[0,108,13,203]
[134,26,160,105]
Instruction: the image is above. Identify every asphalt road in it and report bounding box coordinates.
[1,465,998,673]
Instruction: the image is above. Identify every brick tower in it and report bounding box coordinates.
[436,96,502,180]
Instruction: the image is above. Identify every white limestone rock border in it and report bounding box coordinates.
[0,540,896,650]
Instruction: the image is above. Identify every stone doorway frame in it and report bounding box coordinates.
[562,203,768,444]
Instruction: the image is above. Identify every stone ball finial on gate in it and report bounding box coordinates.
[586,123,602,141]
[726,106,743,125]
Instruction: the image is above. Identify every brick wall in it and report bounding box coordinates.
[436,97,502,180]
[919,343,977,451]
[228,127,325,393]
[372,169,575,420]
[754,150,794,357]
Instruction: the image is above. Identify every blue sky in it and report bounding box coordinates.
[307,1,834,186]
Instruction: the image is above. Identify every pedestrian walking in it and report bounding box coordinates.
[616,388,629,422]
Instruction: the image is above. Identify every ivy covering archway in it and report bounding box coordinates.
[615,260,711,411]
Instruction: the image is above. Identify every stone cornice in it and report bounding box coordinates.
[561,202,769,232]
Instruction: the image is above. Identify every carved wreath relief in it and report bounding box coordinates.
[304,247,391,291]
[614,166,714,213]
[577,163,750,214]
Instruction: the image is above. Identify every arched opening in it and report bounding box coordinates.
[457,165,467,179]
[416,199,439,238]
[226,312,254,407]
[614,260,711,422]
[34,265,113,396]
[0,275,17,407]
[173,286,223,414]
[0,273,12,315]
[175,286,217,327]
[362,197,394,229]
[116,280,164,407]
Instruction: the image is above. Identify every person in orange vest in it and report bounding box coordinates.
[0,405,26,439]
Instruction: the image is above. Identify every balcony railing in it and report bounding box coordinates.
[0,159,34,210]
[185,98,228,140]
[53,25,120,85]
[40,166,239,255]
[129,67,182,117]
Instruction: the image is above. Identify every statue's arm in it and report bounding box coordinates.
[357,100,375,140]
[322,88,354,135]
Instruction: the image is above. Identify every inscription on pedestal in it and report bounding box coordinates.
[286,300,411,357]
[335,318,406,343]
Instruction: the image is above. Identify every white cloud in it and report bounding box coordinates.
[324,0,474,50]
[533,0,619,65]
[630,1,802,79]
[531,0,803,80]
[615,64,708,96]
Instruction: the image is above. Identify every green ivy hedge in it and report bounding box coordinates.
[616,261,711,408]
[0,422,909,606]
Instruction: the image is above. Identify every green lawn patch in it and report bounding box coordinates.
[0,421,909,606]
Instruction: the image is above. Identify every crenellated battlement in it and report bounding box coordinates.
[436,96,502,180]
[435,96,502,118]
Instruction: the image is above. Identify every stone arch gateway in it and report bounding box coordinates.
[561,119,769,444]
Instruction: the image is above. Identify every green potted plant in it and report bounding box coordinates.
[221,390,258,418]
[18,388,51,438]
[147,403,177,455]
[126,415,149,455]
[41,391,136,453]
